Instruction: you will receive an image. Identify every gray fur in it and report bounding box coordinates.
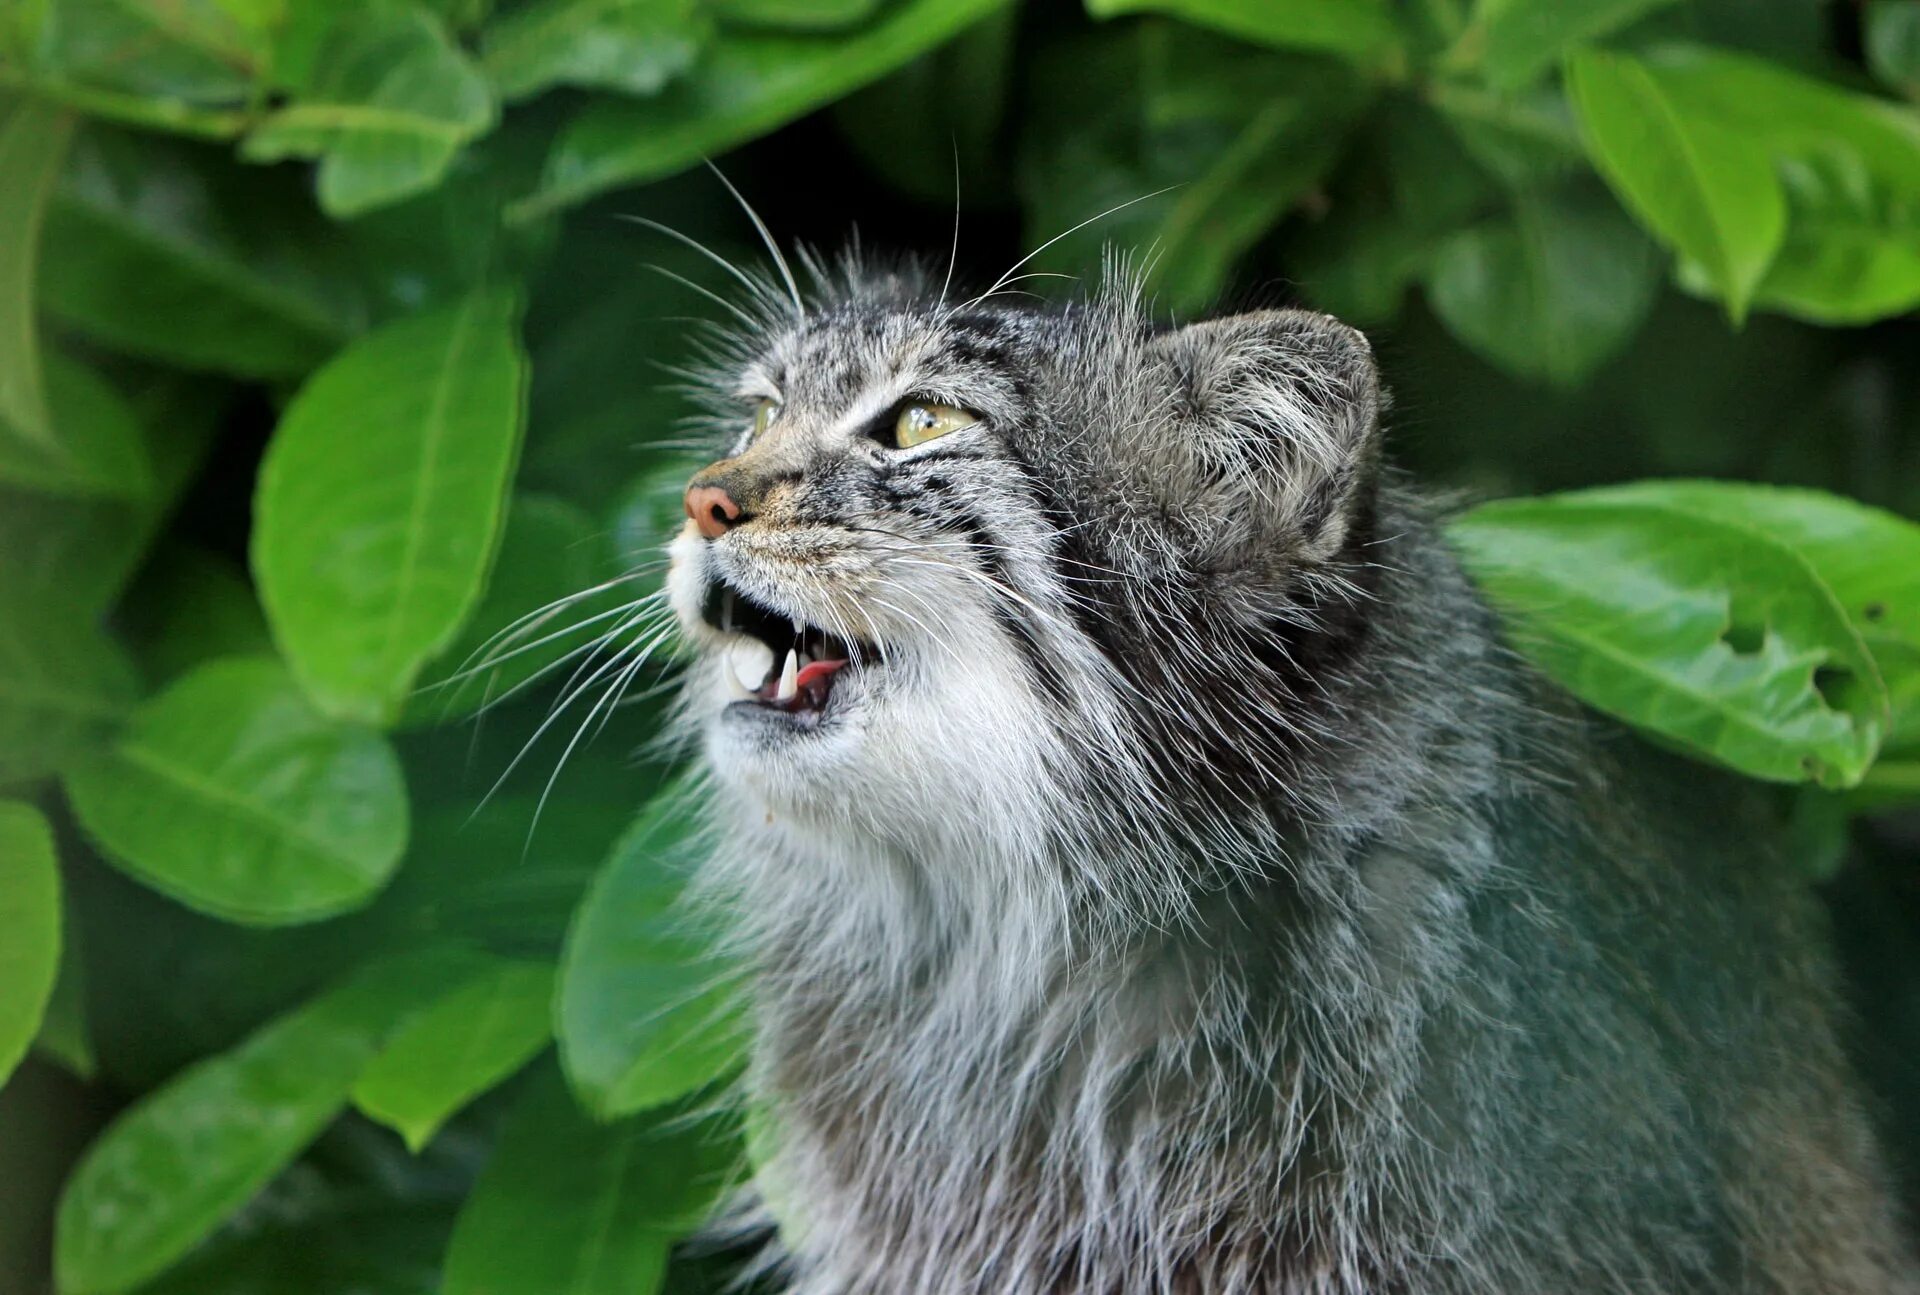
[660,254,1915,1292]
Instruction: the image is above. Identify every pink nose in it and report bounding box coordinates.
[685,483,743,539]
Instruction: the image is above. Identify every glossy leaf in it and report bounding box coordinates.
[1469,0,1675,90]
[1741,153,1920,323]
[1449,487,1888,788]
[442,1066,742,1295]
[512,0,1010,219]
[484,0,710,101]
[1084,0,1403,63]
[402,494,622,728]
[253,287,529,726]
[1424,187,1658,387]
[64,658,409,926]
[41,129,357,379]
[1567,48,1785,321]
[558,776,747,1119]
[53,948,486,1295]
[0,100,75,448]
[242,7,497,218]
[351,956,557,1150]
[0,800,61,1087]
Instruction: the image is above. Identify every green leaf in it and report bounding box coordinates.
[34,913,96,1080]
[402,494,622,728]
[351,956,556,1150]
[1566,48,1785,321]
[483,0,710,101]
[558,775,746,1119]
[713,0,884,30]
[1448,485,1889,788]
[53,947,486,1295]
[40,129,359,379]
[253,286,530,726]
[0,800,61,1086]
[1423,186,1658,387]
[1739,152,1920,324]
[0,99,75,448]
[0,598,139,785]
[0,351,153,499]
[1465,0,1675,90]
[1587,481,1920,751]
[26,0,268,105]
[1084,0,1403,63]
[511,0,1011,220]
[441,1066,741,1295]
[242,7,497,218]
[64,658,409,926]
[1868,1,1920,99]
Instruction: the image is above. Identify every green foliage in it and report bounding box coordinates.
[1,0,1918,1291]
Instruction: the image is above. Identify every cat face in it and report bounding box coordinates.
[666,264,1382,851]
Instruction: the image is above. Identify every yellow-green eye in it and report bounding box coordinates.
[751,398,779,438]
[894,402,976,449]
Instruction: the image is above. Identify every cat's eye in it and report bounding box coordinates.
[894,402,976,449]
[751,398,779,438]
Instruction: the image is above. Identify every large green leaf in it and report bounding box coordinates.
[1464,0,1675,89]
[511,0,1010,220]
[1567,48,1785,321]
[0,598,139,785]
[54,947,486,1295]
[1586,481,1920,750]
[0,799,61,1086]
[441,1066,742,1295]
[253,286,529,726]
[558,775,747,1119]
[483,0,710,101]
[1449,484,1889,788]
[0,99,74,448]
[351,955,556,1150]
[0,351,153,499]
[1740,153,1920,324]
[26,0,269,106]
[242,6,497,218]
[40,129,359,379]
[401,494,626,728]
[1084,0,1403,63]
[1423,186,1658,387]
[64,658,409,926]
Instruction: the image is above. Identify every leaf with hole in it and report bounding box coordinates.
[1449,484,1888,787]
[253,286,529,727]
[64,658,409,925]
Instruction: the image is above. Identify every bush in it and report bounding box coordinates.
[1,0,1918,1291]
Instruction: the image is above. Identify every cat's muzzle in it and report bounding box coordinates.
[700,578,878,723]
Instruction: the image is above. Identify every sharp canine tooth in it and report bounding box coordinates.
[776,649,799,702]
[727,638,774,696]
[722,591,735,633]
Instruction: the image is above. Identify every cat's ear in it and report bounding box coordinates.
[1142,309,1381,567]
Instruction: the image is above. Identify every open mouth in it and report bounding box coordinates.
[700,580,875,719]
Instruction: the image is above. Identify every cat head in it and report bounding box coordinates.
[665,257,1384,872]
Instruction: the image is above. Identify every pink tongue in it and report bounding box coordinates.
[794,659,847,691]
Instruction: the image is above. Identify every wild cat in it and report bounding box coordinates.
[659,253,1915,1293]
